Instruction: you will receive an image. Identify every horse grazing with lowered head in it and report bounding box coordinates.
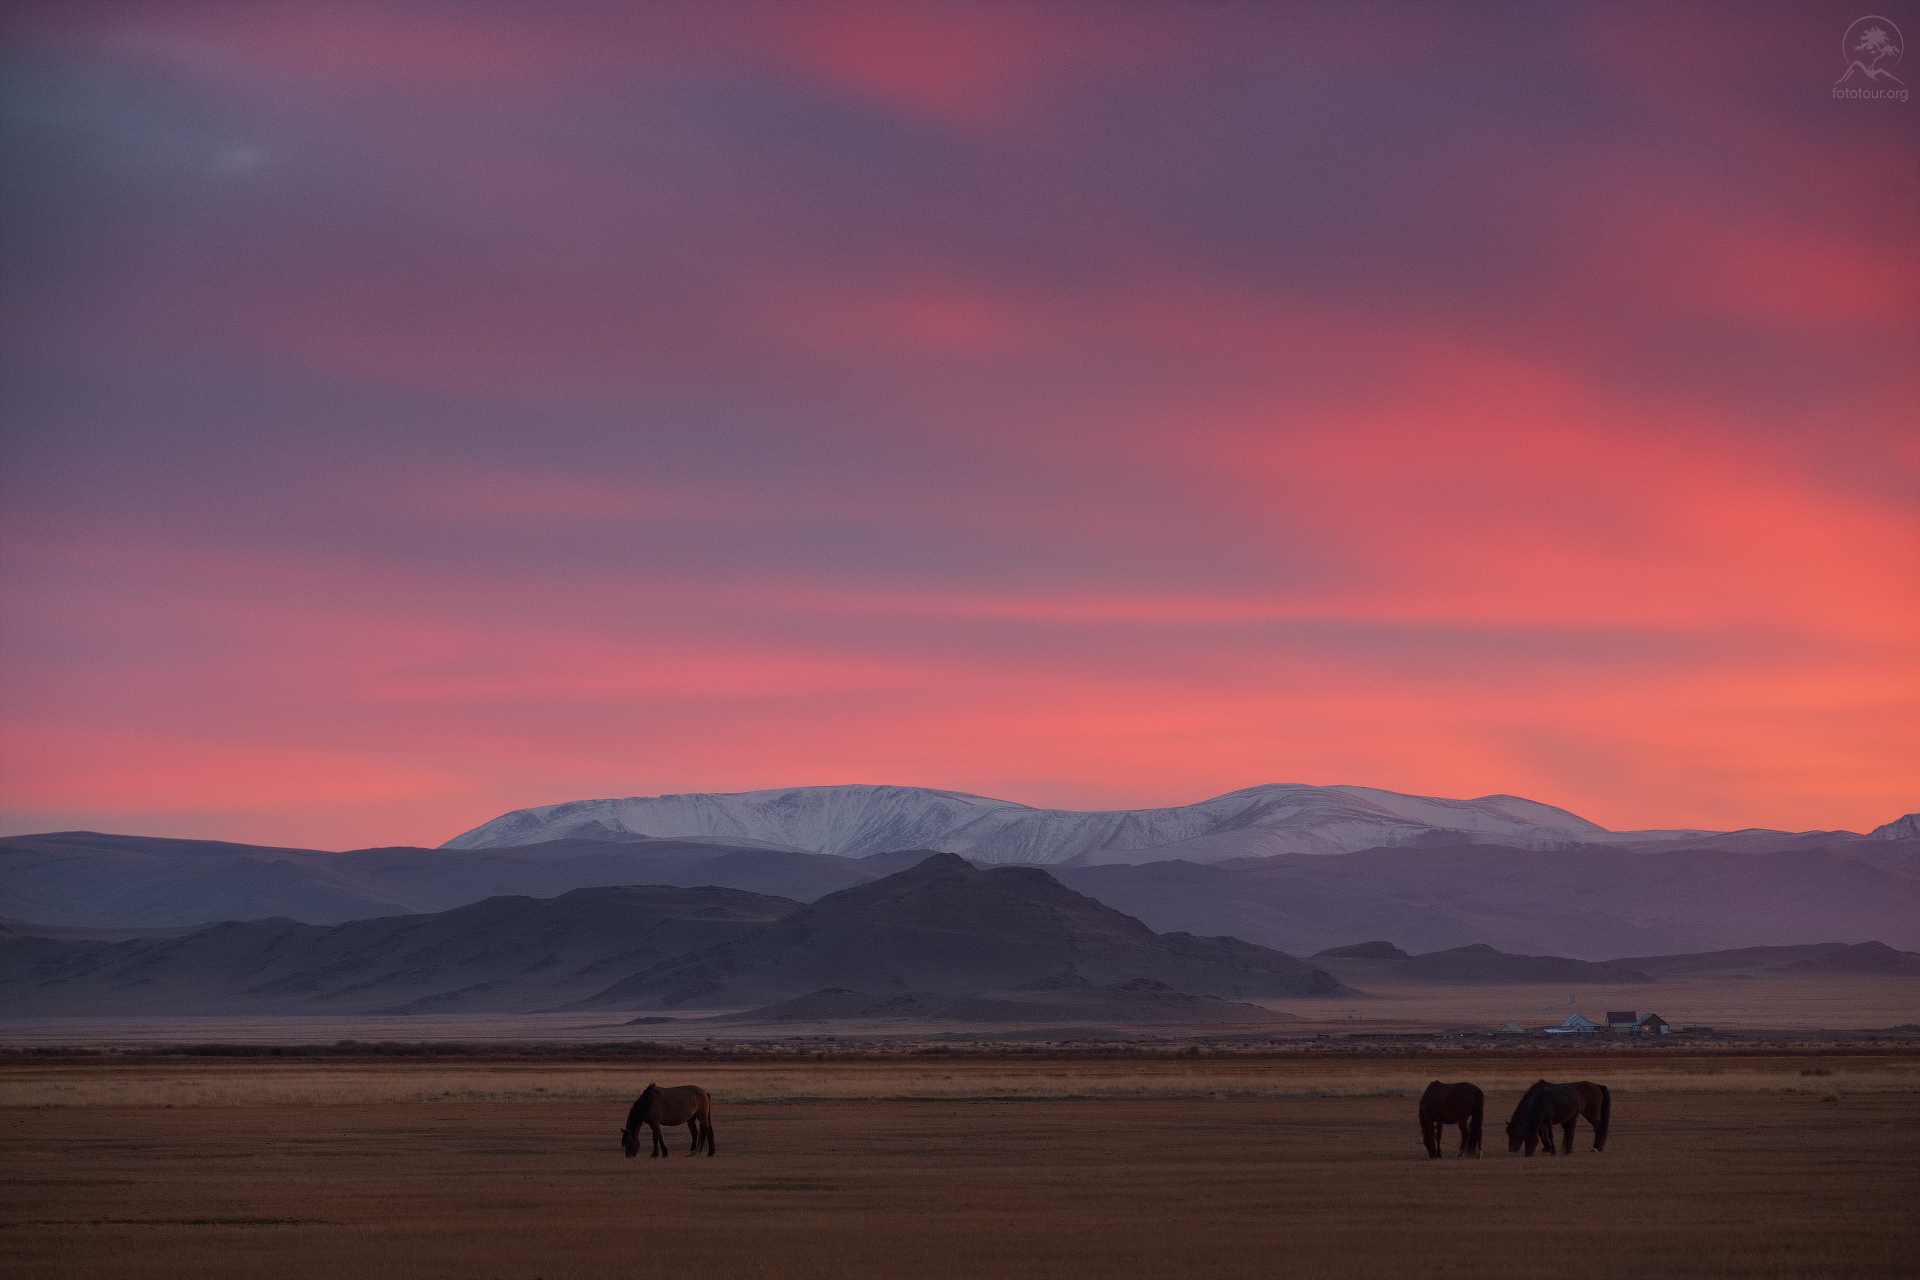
[1418,1081,1484,1158]
[620,1083,715,1158]
[1505,1079,1609,1156]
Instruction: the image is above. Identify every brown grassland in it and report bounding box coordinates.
[4,1046,1917,1280]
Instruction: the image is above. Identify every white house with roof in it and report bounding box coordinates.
[1544,1013,1601,1034]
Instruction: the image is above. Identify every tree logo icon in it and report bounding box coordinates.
[1838,15,1904,85]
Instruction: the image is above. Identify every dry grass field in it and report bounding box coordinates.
[1264,972,1920,1033]
[4,1050,1917,1280]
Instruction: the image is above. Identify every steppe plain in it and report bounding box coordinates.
[6,1022,1919,1280]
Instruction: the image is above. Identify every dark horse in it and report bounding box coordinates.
[620,1083,716,1158]
[1505,1079,1610,1156]
[1418,1081,1484,1158]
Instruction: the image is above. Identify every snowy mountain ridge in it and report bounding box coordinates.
[441,783,1701,865]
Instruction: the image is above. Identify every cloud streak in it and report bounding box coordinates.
[1,0,1913,847]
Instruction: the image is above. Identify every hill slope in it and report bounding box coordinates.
[0,830,871,928]
[1613,941,1920,977]
[0,885,800,1016]
[1052,837,1920,958]
[571,853,1349,1010]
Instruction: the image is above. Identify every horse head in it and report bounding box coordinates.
[1506,1080,1548,1153]
[619,1127,640,1158]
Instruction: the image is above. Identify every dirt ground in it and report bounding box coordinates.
[4,1054,1917,1280]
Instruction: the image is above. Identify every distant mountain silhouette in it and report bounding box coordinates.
[1054,834,1920,957]
[9,854,1913,1022]
[1392,944,1652,985]
[1613,941,1920,977]
[1309,941,1650,985]
[1312,941,1411,961]
[0,885,800,1016]
[570,853,1349,1010]
[8,816,1916,959]
[1872,814,1920,841]
[0,830,869,928]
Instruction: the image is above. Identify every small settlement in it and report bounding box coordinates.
[1536,1011,1671,1035]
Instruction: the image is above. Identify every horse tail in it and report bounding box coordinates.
[1468,1089,1484,1153]
[1595,1084,1610,1152]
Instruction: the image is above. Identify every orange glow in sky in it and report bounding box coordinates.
[0,1,1914,848]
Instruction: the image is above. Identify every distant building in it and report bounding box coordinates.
[1545,1013,1601,1034]
[1635,1013,1671,1035]
[1497,1020,1526,1034]
[1606,1011,1638,1029]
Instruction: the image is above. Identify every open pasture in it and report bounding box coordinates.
[4,1051,1916,1280]
[2,1043,1918,1108]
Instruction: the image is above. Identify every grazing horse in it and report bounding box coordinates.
[1418,1081,1484,1158]
[1505,1079,1610,1156]
[620,1083,716,1158]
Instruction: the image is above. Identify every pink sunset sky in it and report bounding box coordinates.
[0,0,1914,850]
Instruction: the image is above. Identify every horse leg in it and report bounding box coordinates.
[686,1118,700,1156]
[649,1121,666,1157]
[1561,1119,1576,1156]
[1456,1121,1468,1157]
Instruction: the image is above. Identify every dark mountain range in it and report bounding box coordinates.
[0,830,873,928]
[1053,835,1920,958]
[7,845,1910,1025]
[1313,941,1411,961]
[571,853,1348,1011]
[0,917,197,943]
[1868,813,1920,842]
[0,885,799,1016]
[1310,941,1651,985]
[7,826,1917,960]
[1390,944,1650,985]
[0,856,1346,1019]
[1613,941,1920,977]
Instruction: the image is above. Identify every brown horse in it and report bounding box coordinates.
[620,1083,715,1158]
[1418,1081,1484,1158]
[1505,1079,1610,1156]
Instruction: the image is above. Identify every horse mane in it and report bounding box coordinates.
[1507,1079,1539,1129]
[1519,1079,1549,1133]
[623,1083,659,1132]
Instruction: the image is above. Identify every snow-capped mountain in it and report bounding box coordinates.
[440,783,1682,864]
